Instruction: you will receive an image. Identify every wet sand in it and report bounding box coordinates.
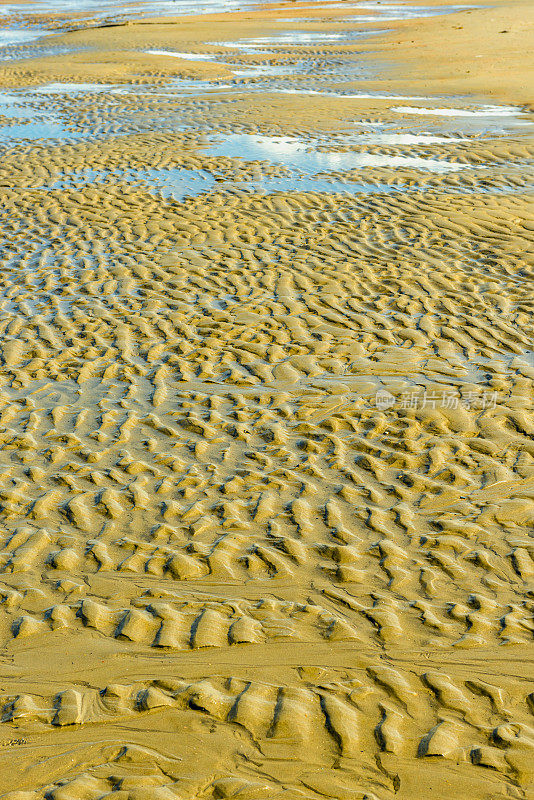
[0,1,533,798]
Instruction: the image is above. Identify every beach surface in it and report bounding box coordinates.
[0,0,532,798]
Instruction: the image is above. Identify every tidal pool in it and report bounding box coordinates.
[204,133,469,174]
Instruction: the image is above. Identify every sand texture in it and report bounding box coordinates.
[0,0,532,797]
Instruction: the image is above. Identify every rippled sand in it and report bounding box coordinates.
[0,1,532,798]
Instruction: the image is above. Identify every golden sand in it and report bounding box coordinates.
[0,1,532,798]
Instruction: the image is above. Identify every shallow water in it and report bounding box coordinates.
[145,50,375,82]
[0,119,87,142]
[214,28,386,50]
[51,166,217,200]
[338,2,482,21]
[272,88,434,99]
[0,0,265,21]
[0,91,34,117]
[32,82,119,93]
[204,133,469,173]
[0,0,270,57]
[0,27,51,47]
[145,50,220,61]
[393,104,526,117]
[13,156,528,199]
